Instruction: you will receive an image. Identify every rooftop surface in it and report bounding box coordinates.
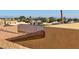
[0,25,28,49]
[0,24,44,49]
[45,23,79,30]
[0,31,25,40]
[13,23,79,49]
[0,30,28,49]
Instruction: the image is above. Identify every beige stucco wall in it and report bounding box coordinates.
[18,24,44,33]
[6,20,17,25]
[0,20,4,25]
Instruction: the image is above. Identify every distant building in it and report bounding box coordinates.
[30,20,42,26]
[0,18,17,26]
[0,19,4,25]
[52,21,60,25]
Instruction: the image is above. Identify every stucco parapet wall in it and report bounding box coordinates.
[7,30,45,41]
[18,24,44,33]
[2,30,44,49]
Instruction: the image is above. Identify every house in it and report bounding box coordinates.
[51,21,60,25]
[0,19,5,25]
[30,20,42,26]
[0,18,17,26]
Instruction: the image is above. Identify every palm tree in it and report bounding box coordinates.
[60,10,64,23]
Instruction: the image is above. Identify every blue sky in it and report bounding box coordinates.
[0,10,79,18]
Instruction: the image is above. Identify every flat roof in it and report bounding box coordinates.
[0,31,25,40]
[45,23,79,30]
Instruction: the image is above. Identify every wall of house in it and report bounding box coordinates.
[18,24,44,33]
[6,20,17,25]
[0,20,17,25]
[0,20,4,25]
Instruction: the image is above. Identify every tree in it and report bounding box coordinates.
[48,17,56,23]
[40,17,47,22]
[33,17,47,22]
[68,18,72,22]
[60,10,64,23]
[28,16,32,20]
[19,16,26,22]
[14,17,19,20]
[57,18,62,22]
[73,18,79,22]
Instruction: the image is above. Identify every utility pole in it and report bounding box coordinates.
[60,10,64,23]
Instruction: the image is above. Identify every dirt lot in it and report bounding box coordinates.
[13,23,79,49]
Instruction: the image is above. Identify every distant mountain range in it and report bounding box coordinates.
[0,16,15,18]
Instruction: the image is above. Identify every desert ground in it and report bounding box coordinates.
[12,23,79,49]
